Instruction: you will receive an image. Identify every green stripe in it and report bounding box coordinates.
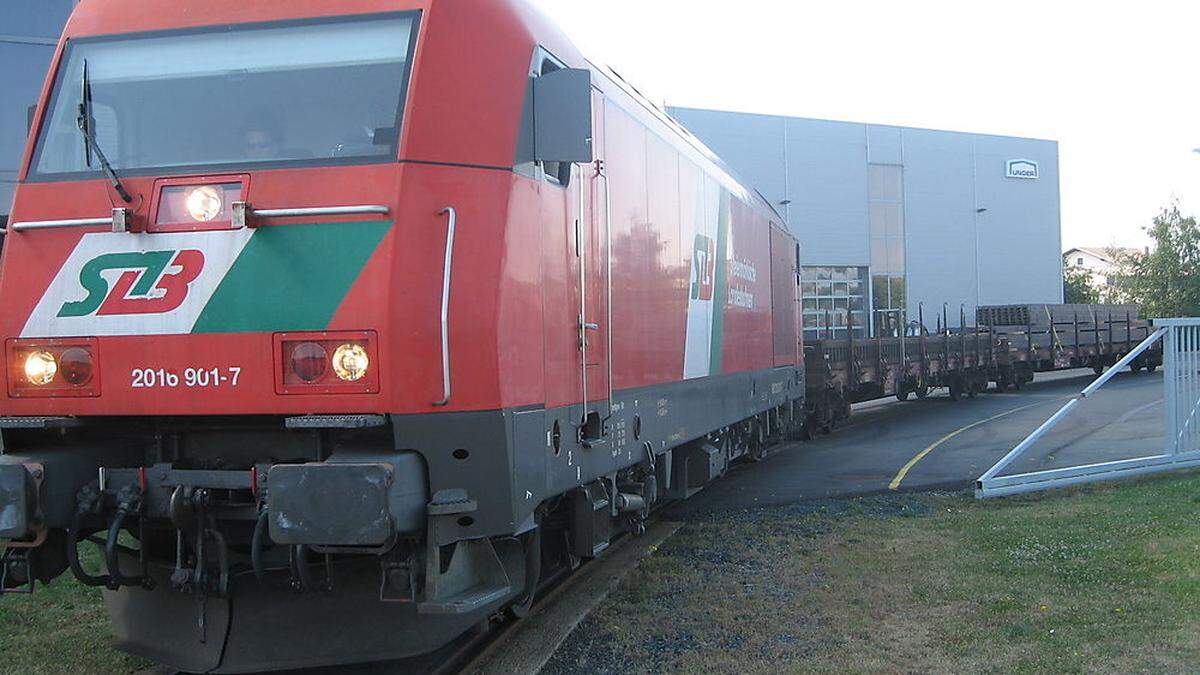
[709,191,731,375]
[192,220,391,334]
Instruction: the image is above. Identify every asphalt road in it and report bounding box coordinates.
[667,368,1165,518]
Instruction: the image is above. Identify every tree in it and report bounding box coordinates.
[1111,203,1200,318]
[1063,264,1100,304]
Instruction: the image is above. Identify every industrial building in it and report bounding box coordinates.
[669,107,1064,341]
[1,1,77,236]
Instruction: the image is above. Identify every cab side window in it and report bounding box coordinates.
[514,48,574,187]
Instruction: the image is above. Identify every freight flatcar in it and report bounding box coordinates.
[803,303,1161,431]
[978,303,1159,375]
[0,1,805,671]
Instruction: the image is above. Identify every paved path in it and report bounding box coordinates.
[668,368,1164,517]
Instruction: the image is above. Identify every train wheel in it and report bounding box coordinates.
[749,420,769,462]
[915,385,929,400]
[895,388,910,402]
[1001,374,1018,392]
[948,382,962,401]
[1093,363,1105,375]
[1147,364,1158,373]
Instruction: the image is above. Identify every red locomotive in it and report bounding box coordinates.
[0,1,804,671]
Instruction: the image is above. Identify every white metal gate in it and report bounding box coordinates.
[1163,319,1200,455]
[976,318,1200,498]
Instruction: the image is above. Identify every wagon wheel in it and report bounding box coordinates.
[748,418,769,462]
[799,420,814,441]
[997,373,1014,392]
[817,395,835,434]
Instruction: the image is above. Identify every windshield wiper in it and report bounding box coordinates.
[76,59,132,204]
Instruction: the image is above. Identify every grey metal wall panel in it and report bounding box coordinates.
[973,135,1063,305]
[866,125,903,165]
[4,0,76,39]
[1,1,76,225]
[667,108,787,208]
[901,128,980,326]
[784,117,869,265]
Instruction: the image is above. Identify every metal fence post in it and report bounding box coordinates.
[1165,325,1178,456]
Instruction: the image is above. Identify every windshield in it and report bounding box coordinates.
[31,13,417,179]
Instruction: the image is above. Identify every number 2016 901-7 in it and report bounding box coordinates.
[131,367,242,389]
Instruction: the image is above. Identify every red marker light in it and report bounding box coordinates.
[59,345,95,384]
[59,347,95,386]
[290,342,329,383]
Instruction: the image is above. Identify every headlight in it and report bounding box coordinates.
[332,344,369,382]
[24,351,58,386]
[185,186,223,222]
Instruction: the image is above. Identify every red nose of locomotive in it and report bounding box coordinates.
[0,10,424,418]
[1,171,399,417]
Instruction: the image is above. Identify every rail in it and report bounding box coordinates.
[976,318,1200,498]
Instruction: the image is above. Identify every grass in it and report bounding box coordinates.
[547,472,1200,674]
[0,545,149,674]
[5,474,1200,674]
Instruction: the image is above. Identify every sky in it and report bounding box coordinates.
[527,0,1200,250]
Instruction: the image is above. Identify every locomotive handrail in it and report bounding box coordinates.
[250,205,389,219]
[433,206,456,407]
[10,216,115,231]
[12,205,387,233]
[598,159,615,422]
[577,165,590,420]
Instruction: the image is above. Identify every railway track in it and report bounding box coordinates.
[134,519,681,675]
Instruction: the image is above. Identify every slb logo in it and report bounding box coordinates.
[690,234,716,301]
[58,250,205,318]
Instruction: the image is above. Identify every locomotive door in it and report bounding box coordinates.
[577,89,610,438]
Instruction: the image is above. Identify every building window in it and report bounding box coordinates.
[869,164,905,336]
[801,266,867,343]
[1076,257,1084,266]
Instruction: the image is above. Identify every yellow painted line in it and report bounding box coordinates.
[888,400,1060,490]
